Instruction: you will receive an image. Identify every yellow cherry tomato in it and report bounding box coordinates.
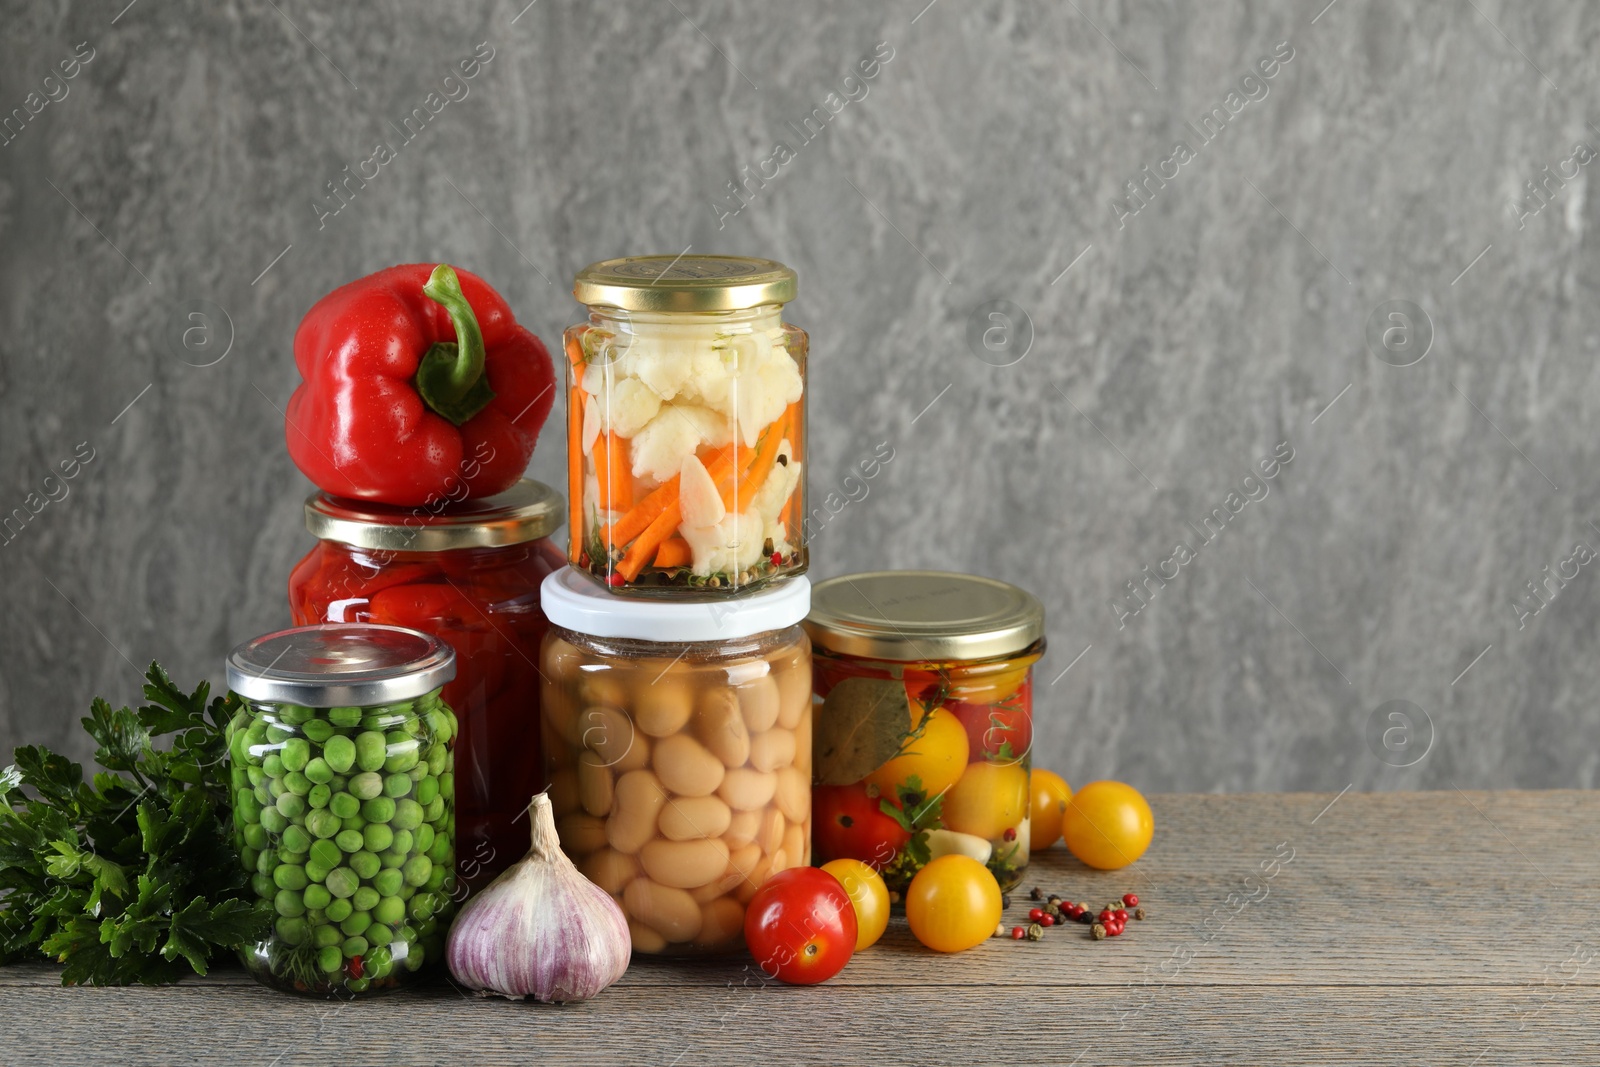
[905,855,1003,953]
[820,858,891,951]
[865,706,969,801]
[1061,780,1153,870]
[1028,768,1073,852]
[948,662,1029,706]
[939,761,1028,841]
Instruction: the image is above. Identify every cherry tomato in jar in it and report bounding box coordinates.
[948,694,1033,764]
[904,855,1002,953]
[1061,780,1154,871]
[939,761,1029,841]
[819,859,891,951]
[864,706,969,801]
[813,783,910,868]
[743,868,858,984]
[367,582,481,630]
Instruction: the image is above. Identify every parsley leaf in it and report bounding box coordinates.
[0,664,268,984]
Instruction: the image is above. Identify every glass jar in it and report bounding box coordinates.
[566,254,808,595]
[803,571,1045,893]
[538,568,812,955]
[288,479,563,891]
[224,624,459,998]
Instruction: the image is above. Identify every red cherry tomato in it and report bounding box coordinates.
[743,868,857,984]
[949,697,1033,763]
[813,783,911,868]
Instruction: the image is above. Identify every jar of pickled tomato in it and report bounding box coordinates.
[287,479,564,892]
[538,568,813,955]
[566,255,807,596]
[803,571,1045,893]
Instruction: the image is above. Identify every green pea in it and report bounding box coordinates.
[373,896,406,925]
[351,886,380,913]
[305,906,327,926]
[255,783,273,806]
[265,725,293,745]
[280,824,312,854]
[250,873,275,899]
[366,944,394,979]
[303,884,332,910]
[246,765,266,788]
[235,789,263,822]
[341,815,366,833]
[274,889,306,917]
[404,942,426,972]
[306,809,342,839]
[408,764,426,783]
[373,868,405,897]
[425,743,448,776]
[386,798,418,830]
[383,773,413,799]
[282,771,312,797]
[307,784,331,810]
[275,916,309,945]
[256,850,280,876]
[380,849,406,870]
[361,797,396,824]
[262,753,285,778]
[322,735,356,774]
[424,865,450,893]
[402,855,432,888]
[340,912,372,938]
[280,738,311,772]
[302,719,336,744]
[414,824,435,854]
[313,923,343,948]
[341,935,369,958]
[305,861,331,884]
[363,823,394,853]
[275,793,306,820]
[277,704,311,727]
[437,771,454,799]
[383,739,420,774]
[304,757,334,785]
[317,945,343,973]
[426,832,452,865]
[415,776,439,806]
[245,718,268,743]
[365,923,394,948]
[348,772,384,801]
[354,731,388,772]
[280,849,309,866]
[350,851,382,881]
[325,867,359,899]
[324,898,353,923]
[243,822,270,850]
[399,883,416,901]
[389,829,414,856]
[420,797,444,824]
[424,709,451,745]
[329,706,364,728]
[308,838,342,869]
[408,893,438,922]
[240,846,260,872]
[335,829,365,854]
[273,865,308,892]
[346,977,371,993]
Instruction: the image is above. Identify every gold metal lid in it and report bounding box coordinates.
[305,479,563,553]
[573,254,797,313]
[804,571,1045,663]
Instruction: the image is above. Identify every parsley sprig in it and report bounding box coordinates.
[0,664,267,985]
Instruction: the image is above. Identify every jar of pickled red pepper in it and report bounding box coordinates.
[225,624,458,998]
[538,568,813,955]
[566,255,807,595]
[287,479,564,891]
[803,571,1045,893]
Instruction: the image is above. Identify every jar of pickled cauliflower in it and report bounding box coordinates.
[288,480,564,892]
[803,571,1045,893]
[566,255,807,595]
[539,568,812,955]
[225,624,458,997]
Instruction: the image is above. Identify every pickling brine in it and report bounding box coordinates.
[566,255,807,595]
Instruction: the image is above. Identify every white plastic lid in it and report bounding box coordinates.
[541,568,811,643]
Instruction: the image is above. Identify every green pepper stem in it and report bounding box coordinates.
[416,264,496,426]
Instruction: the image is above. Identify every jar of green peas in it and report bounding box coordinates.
[225,623,459,997]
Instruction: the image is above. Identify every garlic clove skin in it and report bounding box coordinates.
[447,793,632,1002]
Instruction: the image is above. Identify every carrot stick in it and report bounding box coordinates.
[566,384,585,563]
[778,401,801,530]
[595,432,634,513]
[606,443,739,554]
[616,444,744,582]
[564,331,586,366]
[730,408,790,512]
[653,537,693,569]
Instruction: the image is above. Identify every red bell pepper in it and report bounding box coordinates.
[285,263,556,506]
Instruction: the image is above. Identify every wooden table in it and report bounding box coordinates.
[3,791,1594,1065]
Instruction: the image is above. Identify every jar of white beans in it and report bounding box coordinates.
[538,569,812,955]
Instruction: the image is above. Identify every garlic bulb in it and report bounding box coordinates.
[446,793,631,1002]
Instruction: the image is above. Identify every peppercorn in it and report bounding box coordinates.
[1040,914,1055,927]
[1044,904,1061,919]
[1123,893,1139,907]
[1001,894,1013,910]
[1048,895,1062,906]
[1135,907,1147,921]
[1098,909,1114,924]
[1091,923,1107,940]
[1077,910,1095,924]
[1106,919,1125,937]
[1029,908,1045,922]
[1026,923,1044,941]
[993,923,1007,938]
[1011,926,1026,940]
[1029,887,1044,901]
[1113,909,1129,923]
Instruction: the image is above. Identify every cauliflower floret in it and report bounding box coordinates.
[598,377,662,438]
[680,508,767,577]
[618,334,695,401]
[629,404,732,483]
[749,442,799,523]
[731,347,804,448]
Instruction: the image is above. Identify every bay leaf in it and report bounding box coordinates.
[814,677,911,786]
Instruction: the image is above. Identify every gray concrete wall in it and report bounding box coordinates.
[2,0,1597,794]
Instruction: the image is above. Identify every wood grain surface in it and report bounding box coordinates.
[3,791,1595,1065]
